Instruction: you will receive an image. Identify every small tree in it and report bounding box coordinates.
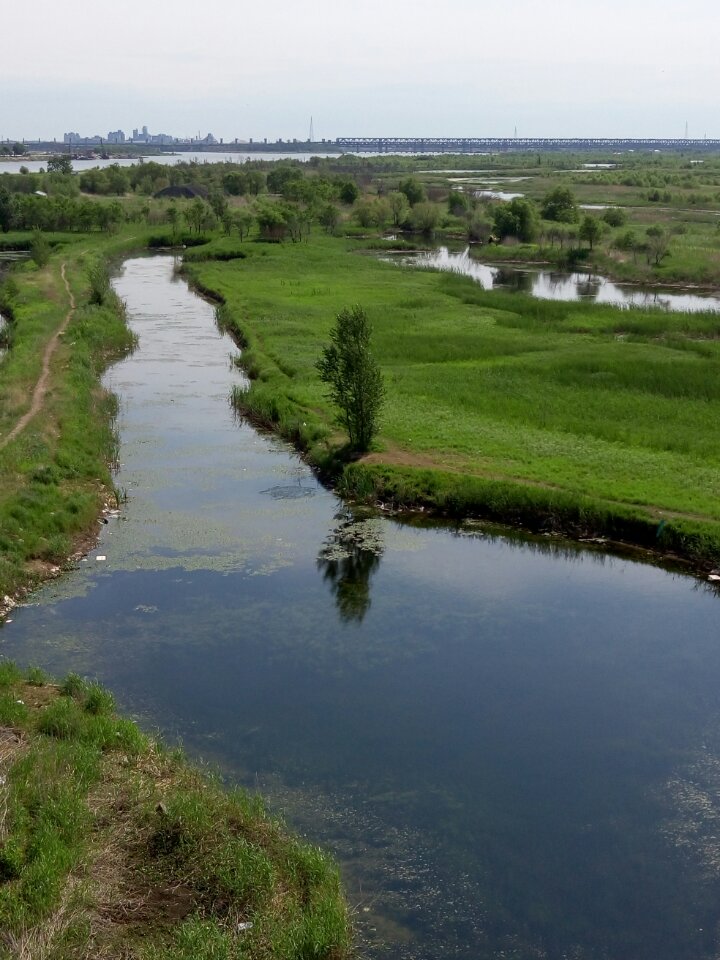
[30,229,51,267]
[398,176,425,206]
[411,201,441,236]
[317,306,385,452]
[540,186,579,223]
[387,191,410,227]
[645,225,670,265]
[579,215,602,250]
[47,154,73,175]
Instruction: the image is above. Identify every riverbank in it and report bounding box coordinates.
[0,230,155,605]
[0,662,350,958]
[183,233,720,570]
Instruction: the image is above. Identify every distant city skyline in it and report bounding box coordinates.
[2,0,718,141]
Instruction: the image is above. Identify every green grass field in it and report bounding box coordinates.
[185,233,720,564]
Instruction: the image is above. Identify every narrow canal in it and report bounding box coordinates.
[2,256,719,959]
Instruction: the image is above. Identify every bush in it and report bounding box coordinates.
[602,207,627,228]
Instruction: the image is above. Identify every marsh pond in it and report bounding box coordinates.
[2,256,720,959]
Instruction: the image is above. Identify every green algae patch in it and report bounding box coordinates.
[0,661,351,959]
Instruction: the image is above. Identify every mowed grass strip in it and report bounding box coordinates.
[186,234,720,558]
[0,661,351,960]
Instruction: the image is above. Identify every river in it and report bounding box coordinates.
[2,256,720,959]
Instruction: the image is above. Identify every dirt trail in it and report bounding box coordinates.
[364,444,720,527]
[0,262,75,453]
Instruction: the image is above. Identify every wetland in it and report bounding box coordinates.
[3,256,720,959]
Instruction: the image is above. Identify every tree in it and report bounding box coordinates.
[30,229,51,267]
[493,198,540,242]
[398,176,425,206]
[411,201,441,236]
[318,203,341,234]
[316,306,385,452]
[233,208,255,241]
[645,225,670,265]
[540,187,578,222]
[184,198,210,235]
[579,215,602,250]
[602,207,626,228]
[47,155,73,176]
[337,179,359,204]
[0,188,12,233]
[254,199,289,241]
[387,191,410,227]
[353,198,375,228]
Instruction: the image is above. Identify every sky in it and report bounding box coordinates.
[2,0,718,141]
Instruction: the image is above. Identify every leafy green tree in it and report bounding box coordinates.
[0,188,13,232]
[448,190,471,216]
[30,229,51,267]
[267,165,303,195]
[222,171,248,196]
[337,179,359,204]
[353,198,375,228]
[411,201,441,236]
[398,177,425,206]
[645,225,670,265]
[387,191,410,227]
[318,203,341,234]
[467,212,493,243]
[166,204,180,239]
[47,155,73,176]
[105,165,130,195]
[493,198,540,242]
[233,208,255,241]
[316,306,385,452]
[579,215,602,250]
[208,191,228,219]
[540,187,578,222]
[602,207,626,228]
[184,198,209,235]
[372,198,391,231]
[254,199,288,241]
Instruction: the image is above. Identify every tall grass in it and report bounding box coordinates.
[0,664,351,958]
[186,233,720,563]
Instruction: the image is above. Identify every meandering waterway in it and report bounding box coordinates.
[2,256,720,958]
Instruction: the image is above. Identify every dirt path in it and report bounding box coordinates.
[365,444,720,527]
[0,262,75,453]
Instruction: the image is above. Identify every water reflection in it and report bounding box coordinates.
[576,275,602,299]
[387,246,720,313]
[317,509,384,623]
[4,255,720,958]
[493,266,533,293]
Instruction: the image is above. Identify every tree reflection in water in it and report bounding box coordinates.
[317,510,384,623]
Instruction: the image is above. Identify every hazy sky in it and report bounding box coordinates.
[3,0,717,140]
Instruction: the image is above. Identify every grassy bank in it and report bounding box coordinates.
[0,228,159,603]
[184,233,720,568]
[0,662,350,958]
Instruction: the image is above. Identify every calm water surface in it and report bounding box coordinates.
[2,257,720,959]
[391,246,720,312]
[0,151,343,175]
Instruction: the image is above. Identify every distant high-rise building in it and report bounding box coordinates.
[107,130,125,144]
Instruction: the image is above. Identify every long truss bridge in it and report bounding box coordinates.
[335,137,720,152]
